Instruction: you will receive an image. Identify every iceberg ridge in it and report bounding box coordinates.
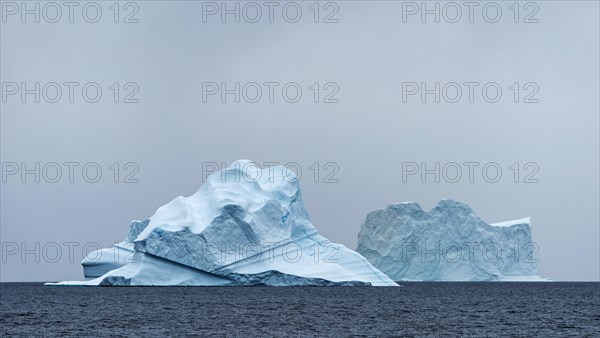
[48,160,396,286]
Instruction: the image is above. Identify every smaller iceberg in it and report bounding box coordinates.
[356,199,548,281]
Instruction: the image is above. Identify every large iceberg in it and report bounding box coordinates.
[48,160,396,286]
[356,200,546,281]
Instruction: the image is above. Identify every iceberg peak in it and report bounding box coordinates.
[48,160,396,286]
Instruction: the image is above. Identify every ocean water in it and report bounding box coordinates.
[1,282,598,337]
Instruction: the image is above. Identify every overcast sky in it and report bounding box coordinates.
[1,1,598,282]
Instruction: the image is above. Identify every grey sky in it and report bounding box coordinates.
[1,1,598,282]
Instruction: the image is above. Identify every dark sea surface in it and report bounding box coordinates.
[1,282,598,337]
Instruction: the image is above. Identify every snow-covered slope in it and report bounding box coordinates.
[356,200,547,281]
[48,160,396,286]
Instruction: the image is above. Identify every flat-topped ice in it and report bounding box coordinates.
[491,217,531,227]
[357,199,547,281]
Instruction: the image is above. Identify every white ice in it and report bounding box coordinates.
[48,160,396,286]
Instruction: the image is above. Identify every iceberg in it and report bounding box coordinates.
[48,160,396,286]
[356,199,547,281]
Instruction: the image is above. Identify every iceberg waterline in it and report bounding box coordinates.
[47,161,545,285]
[356,199,547,281]
[48,160,397,286]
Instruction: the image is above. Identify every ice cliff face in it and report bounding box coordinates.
[356,200,545,281]
[49,160,396,286]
